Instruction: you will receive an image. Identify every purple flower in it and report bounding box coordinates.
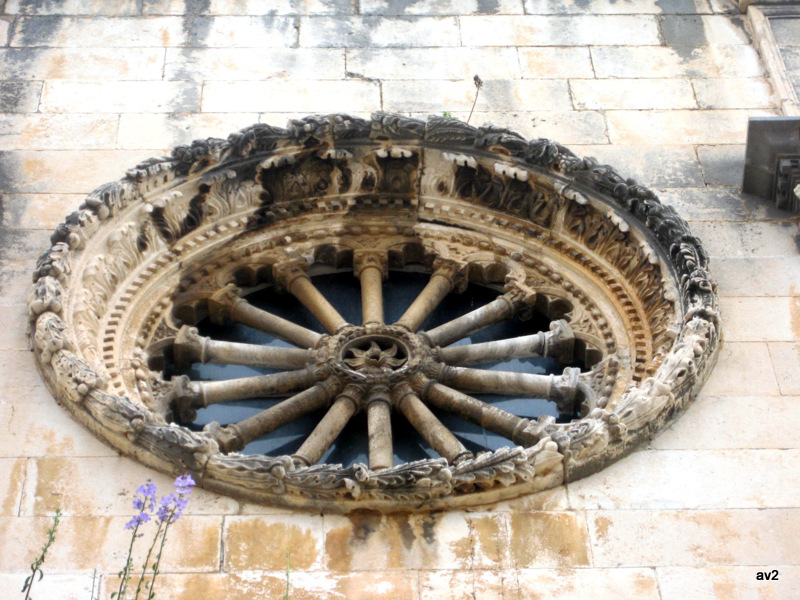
[125,512,150,530]
[174,474,196,495]
[134,480,157,512]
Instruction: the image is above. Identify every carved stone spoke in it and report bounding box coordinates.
[414,376,539,447]
[395,259,467,332]
[274,259,348,333]
[438,320,575,366]
[173,325,311,370]
[366,385,393,471]
[207,377,342,454]
[208,284,322,349]
[422,292,518,348]
[436,365,585,415]
[392,382,472,464]
[293,384,364,466]
[185,368,319,409]
[354,250,388,326]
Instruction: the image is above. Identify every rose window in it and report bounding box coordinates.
[29,113,720,511]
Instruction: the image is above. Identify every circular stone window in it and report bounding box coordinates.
[29,113,720,511]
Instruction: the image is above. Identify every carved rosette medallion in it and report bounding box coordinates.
[29,113,719,511]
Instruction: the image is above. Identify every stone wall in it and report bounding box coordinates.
[1,1,799,598]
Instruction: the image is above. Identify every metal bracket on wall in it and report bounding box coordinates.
[742,116,800,214]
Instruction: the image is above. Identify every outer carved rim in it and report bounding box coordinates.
[29,113,720,512]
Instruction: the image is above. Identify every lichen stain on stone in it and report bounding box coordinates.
[592,514,612,541]
[681,512,739,563]
[469,515,507,566]
[34,457,80,515]
[226,519,319,571]
[509,513,591,568]
[326,511,472,571]
[790,286,800,366]
[29,424,76,456]
[1,458,26,516]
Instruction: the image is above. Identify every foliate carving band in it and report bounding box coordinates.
[29,113,719,511]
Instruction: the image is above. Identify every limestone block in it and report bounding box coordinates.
[324,512,473,571]
[719,297,795,341]
[186,16,297,47]
[652,395,800,450]
[383,80,570,112]
[661,15,751,46]
[164,48,345,81]
[0,48,166,80]
[591,45,764,78]
[0,458,26,517]
[607,109,777,145]
[517,568,661,599]
[768,341,800,396]
[459,15,661,46]
[0,194,84,229]
[201,80,380,113]
[20,456,239,517]
[0,516,222,571]
[4,0,139,14]
[700,342,780,396]
[688,221,799,258]
[693,78,776,109]
[362,0,524,14]
[588,509,800,567]
[518,47,594,78]
[571,79,697,110]
[0,80,42,113]
[40,81,201,113]
[143,0,355,15]
[347,47,520,80]
[567,449,800,510]
[657,566,800,600]
[300,16,461,48]
[508,512,591,568]
[524,0,711,13]
[0,114,118,151]
[571,145,704,187]
[713,257,800,296]
[118,113,260,150]
[224,514,325,571]
[11,16,188,48]
[0,573,95,600]
[420,570,511,600]
[696,144,746,187]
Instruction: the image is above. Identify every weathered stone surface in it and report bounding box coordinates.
[21,457,239,516]
[0,47,166,80]
[0,20,8,46]
[300,16,461,47]
[185,16,297,47]
[661,15,751,46]
[347,47,520,80]
[518,47,594,78]
[591,45,764,78]
[0,114,118,150]
[607,109,777,145]
[508,512,591,568]
[324,512,473,570]
[693,77,776,109]
[697,144,745,187]
[517,568,661,599]
[1,194,85,229]
[713,257,800,296]
[657,566,800,600]
[588,509,800,567]
[40,81,201,113]
[143,0,356,15]
[0,80,42,112]
[5,0,140,14]
[700,342,780,396]
[201,80,380,112]
[0,573,95,600]
[524,0,710,13]
[0,516,221,571]
[568,449,800,509]
[653,395,800,450]
[118,113,259,149]
[768,341,800,396]
[719,296,796,341]
[571,145,704,187]
[460,15,661,46]
[384,80,570,112]
[571,78,697,110]
[687,220,800,258]
[225,515,325,571]
[656,188,749,220]
[363,0,524,14]
[165,48,344,81]
[11,16,188,47]
[420,570,511,600]
[0,458,26,517]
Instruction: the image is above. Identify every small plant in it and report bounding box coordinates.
[442,111,453,118]
[467,74,483,125]
[21,508,62,600]
[112,475,195,600]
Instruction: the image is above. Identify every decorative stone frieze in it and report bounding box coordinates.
[29,113,719,511]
